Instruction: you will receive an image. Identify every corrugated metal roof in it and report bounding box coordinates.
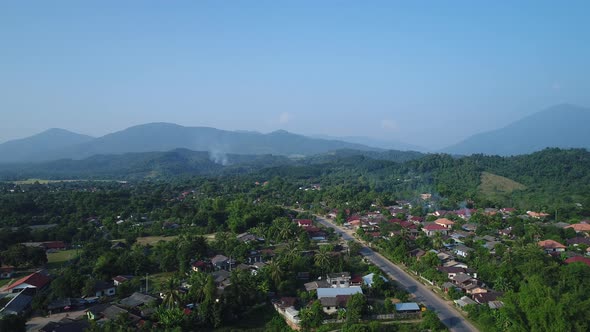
[395,302,420,312]
[316,287,362,299]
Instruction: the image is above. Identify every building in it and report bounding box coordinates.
[538,240,566,254]
[326,272,351,288]
[5,271,50,293]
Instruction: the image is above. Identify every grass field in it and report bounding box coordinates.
[479,171,526,196]
[135,236,179,246]
[46,249,79,269]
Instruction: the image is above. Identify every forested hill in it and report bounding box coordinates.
[0,148,588,214]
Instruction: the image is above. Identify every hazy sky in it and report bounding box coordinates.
[1,1,589,149]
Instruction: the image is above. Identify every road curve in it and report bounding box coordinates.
[316,216,478,332]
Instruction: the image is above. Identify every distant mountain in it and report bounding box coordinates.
[0,149,294,180]
[442,104,590,156]
[313,135,427,152]
[0,129,94,163]
[0,123,380,163]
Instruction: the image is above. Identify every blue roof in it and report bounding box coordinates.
[316,287,363,299]
[395,302,420,312]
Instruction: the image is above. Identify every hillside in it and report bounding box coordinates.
[478,171,527,201]
[0,129,95,163]
[442,104,590,156]
[0,123,380,163]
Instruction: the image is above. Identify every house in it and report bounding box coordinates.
[0,265,15,279]
[462,223,478,232]
[319,295,350,314]
[236,232,258,243]
[42,241,67,252]
[564,256,590,268]
[538,240,566,253]
[92,281,116,297]
[567,237,590,246]
[191,260,209,272]
[120,292,157,308]
[87,304,140,323]
[473,292,503,305]
[211,254,230,270]
[316,288,363,314]
[211,270,231,285]
[295,219,313,228]
[434,218,455,229]
[564,223,590,233]
[454,245,474,258]
[6,271,50,293]
[362,273,388,287]
[0,288,34,316]
[422,224,449,236]
[326,272,351,288]
[112,275,134,286]
[437,266,477,279]
[39,318,90,332]
[527,211,550,219]
[395,302,421,313]
[409,249,426,260]
[47,298,86,313]
[454,296,477,308]
[273,298,301,329]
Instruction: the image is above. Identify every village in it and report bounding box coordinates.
[2,184,589,331]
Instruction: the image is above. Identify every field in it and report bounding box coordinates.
[479,171,526,196]
[46,249,79,269]
[135,236,179,246]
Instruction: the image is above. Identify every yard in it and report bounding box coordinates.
[46,249,79,270]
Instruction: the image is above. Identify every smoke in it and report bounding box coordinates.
[209,149,229,166]
[459,201,471,217]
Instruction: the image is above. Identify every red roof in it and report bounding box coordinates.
[565,256,590,268]
[435,218,455,226]
[538,239,566,249]
[42,241,66,250]
[0,265,15,273]
[565,223,590,232]
[7,272,50,290]
[296,219,313,226]
[424,224,447,231]
[388,218,403,223]
[191,260,207,268]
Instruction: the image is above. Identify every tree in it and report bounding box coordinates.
[420,310,446,331]
[314,246,332,275]
[266,259,284,289]
[299,300,324,330]
[161,276,182,309]
[346,293,366,324]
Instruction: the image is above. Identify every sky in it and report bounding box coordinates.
[1,1,589,149]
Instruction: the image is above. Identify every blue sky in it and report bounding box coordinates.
[1,1,589,148]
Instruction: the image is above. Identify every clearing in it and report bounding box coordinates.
[46,249,79,269]
[479,171,526,196]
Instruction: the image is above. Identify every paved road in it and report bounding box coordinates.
[316,216,478,332]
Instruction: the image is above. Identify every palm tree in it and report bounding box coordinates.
[432,231,444,249]
[266,259,284,288]
[161,276,181,309]
[188,272,209,304]
[280,241,300,264]
[314,246,332,275]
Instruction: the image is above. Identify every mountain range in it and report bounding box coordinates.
[441,104,590,156]
[0,104,588,163]
[0,123,379,163]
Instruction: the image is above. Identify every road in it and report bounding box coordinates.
[315,215,478,332]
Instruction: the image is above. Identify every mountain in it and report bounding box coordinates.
[0,129,94,163]
[0,149,294,180]
[313,135,427,152]
[0,123,380,163]
[442,104,590,156]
